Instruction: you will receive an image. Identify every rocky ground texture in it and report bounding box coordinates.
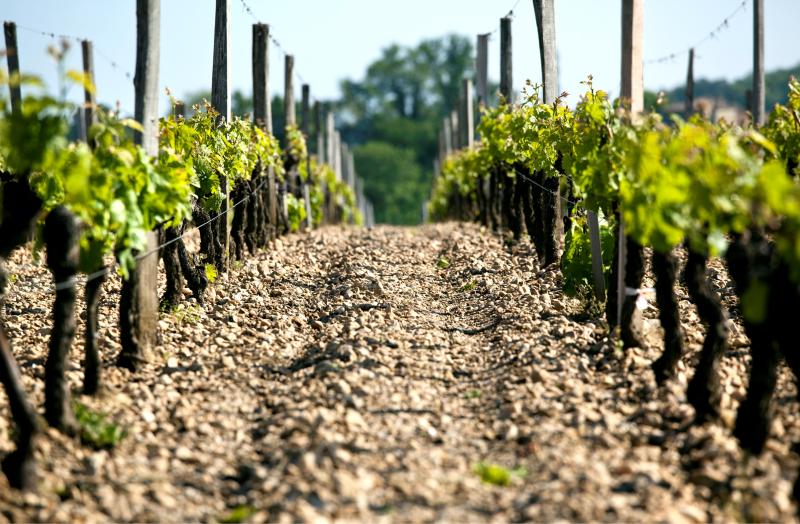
[0,222,799,522]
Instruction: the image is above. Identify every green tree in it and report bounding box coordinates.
[338,34,475,224]
[354,142,425,225]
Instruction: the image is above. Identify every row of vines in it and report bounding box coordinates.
[429,77,800,496]
[0,62,357,489]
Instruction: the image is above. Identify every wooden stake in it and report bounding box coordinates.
[618,0,644,328]
[81,40,96,140]
[752,0,765,125]
[461,78,474,149]
[620,0,644,114]
[211,0,230,269]
[476,33,489,108]
[252,23,271,132]
[685,48,695,116]
[301,84,312,229]
[3,21,21,113]
[314,101,323,161]
[284,55,295,127]
[442,117,453,156]
[500,17,513,103]
[533,0,558,104]
[326,111,335,166]
[450,110,460,151]
[118,0,161,369]
[587,211,605,301]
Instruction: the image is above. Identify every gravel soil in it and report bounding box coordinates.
[0,222,799,522]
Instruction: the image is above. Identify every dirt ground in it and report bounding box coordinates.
[0,223,799,522]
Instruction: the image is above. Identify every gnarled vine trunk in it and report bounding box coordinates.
[0,175,42,489]
[541,173,560,267]
[684,247,728,422]
[83,266,106,395]
[727,230,777,453]
[43,206,80,433]
[620,236,645,349]
[651,249,685,385]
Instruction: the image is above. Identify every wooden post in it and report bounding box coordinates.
[211,0,230,269]
[500,17,513,104]
[301,84,310,135]
[442,117,453,156]
[461,79,474,149]
[301,84,312,229]
[620,0,644,114]
[685,48,695,116]
[587,211,605,301]
[3,21,21,113]
[81,40,97,140]
[347,151,356,189]
[252,23,271,131]
[118,0,161,370]
[618,0,644,330]
[252,22,276,241]
[326,111,335,166]
[752,0,765,125]
[533,0,564,265]
[450,110,460,151]
[334,131,343,181]
[284,55,295,127]
[476,33,489,108]
[533,0,558,104]
[314,101,323,161]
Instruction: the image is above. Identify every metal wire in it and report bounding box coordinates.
[645,0,748,65]
[9,175,270,294]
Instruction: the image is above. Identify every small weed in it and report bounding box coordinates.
[218,504,257,523]
[232,260,244,271]
[459,280,477,293]
[205,263,218,283]
[73,402,126,450]
[436,256,450,269]
[464,389,482,399]
[173,304,202,325]
[473,462,527,486]
[7,273,18,284]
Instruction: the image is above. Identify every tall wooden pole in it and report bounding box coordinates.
[252,23,270,132]
[752,0,765,125]
[314,101,323,161]
[532,0,558,104]
[284,55,296,127]
[450,110,460,151]
[620,0,644,114]
[685,48,695,116]
[81,40,96,140]
[476,33,489,108]
[118,0,161,370]
[252,22,276,241]
[461,78,474,149]
[301,84,312,229]
[533,0,564,265]
[326,111,335,166]
[211,0,230,268]
[500,17,513,104]
[442,117,453,156]
[3,22,21,113]
[301,84,310,136]
[618,0,644,335]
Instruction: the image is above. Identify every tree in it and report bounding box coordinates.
[354,142,425,225]
[337,35,475,224]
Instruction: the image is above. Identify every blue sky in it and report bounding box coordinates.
[4,0,800,115]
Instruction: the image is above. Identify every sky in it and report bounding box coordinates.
[3,0,800,115]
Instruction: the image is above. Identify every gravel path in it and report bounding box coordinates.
[1,223,799,522]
